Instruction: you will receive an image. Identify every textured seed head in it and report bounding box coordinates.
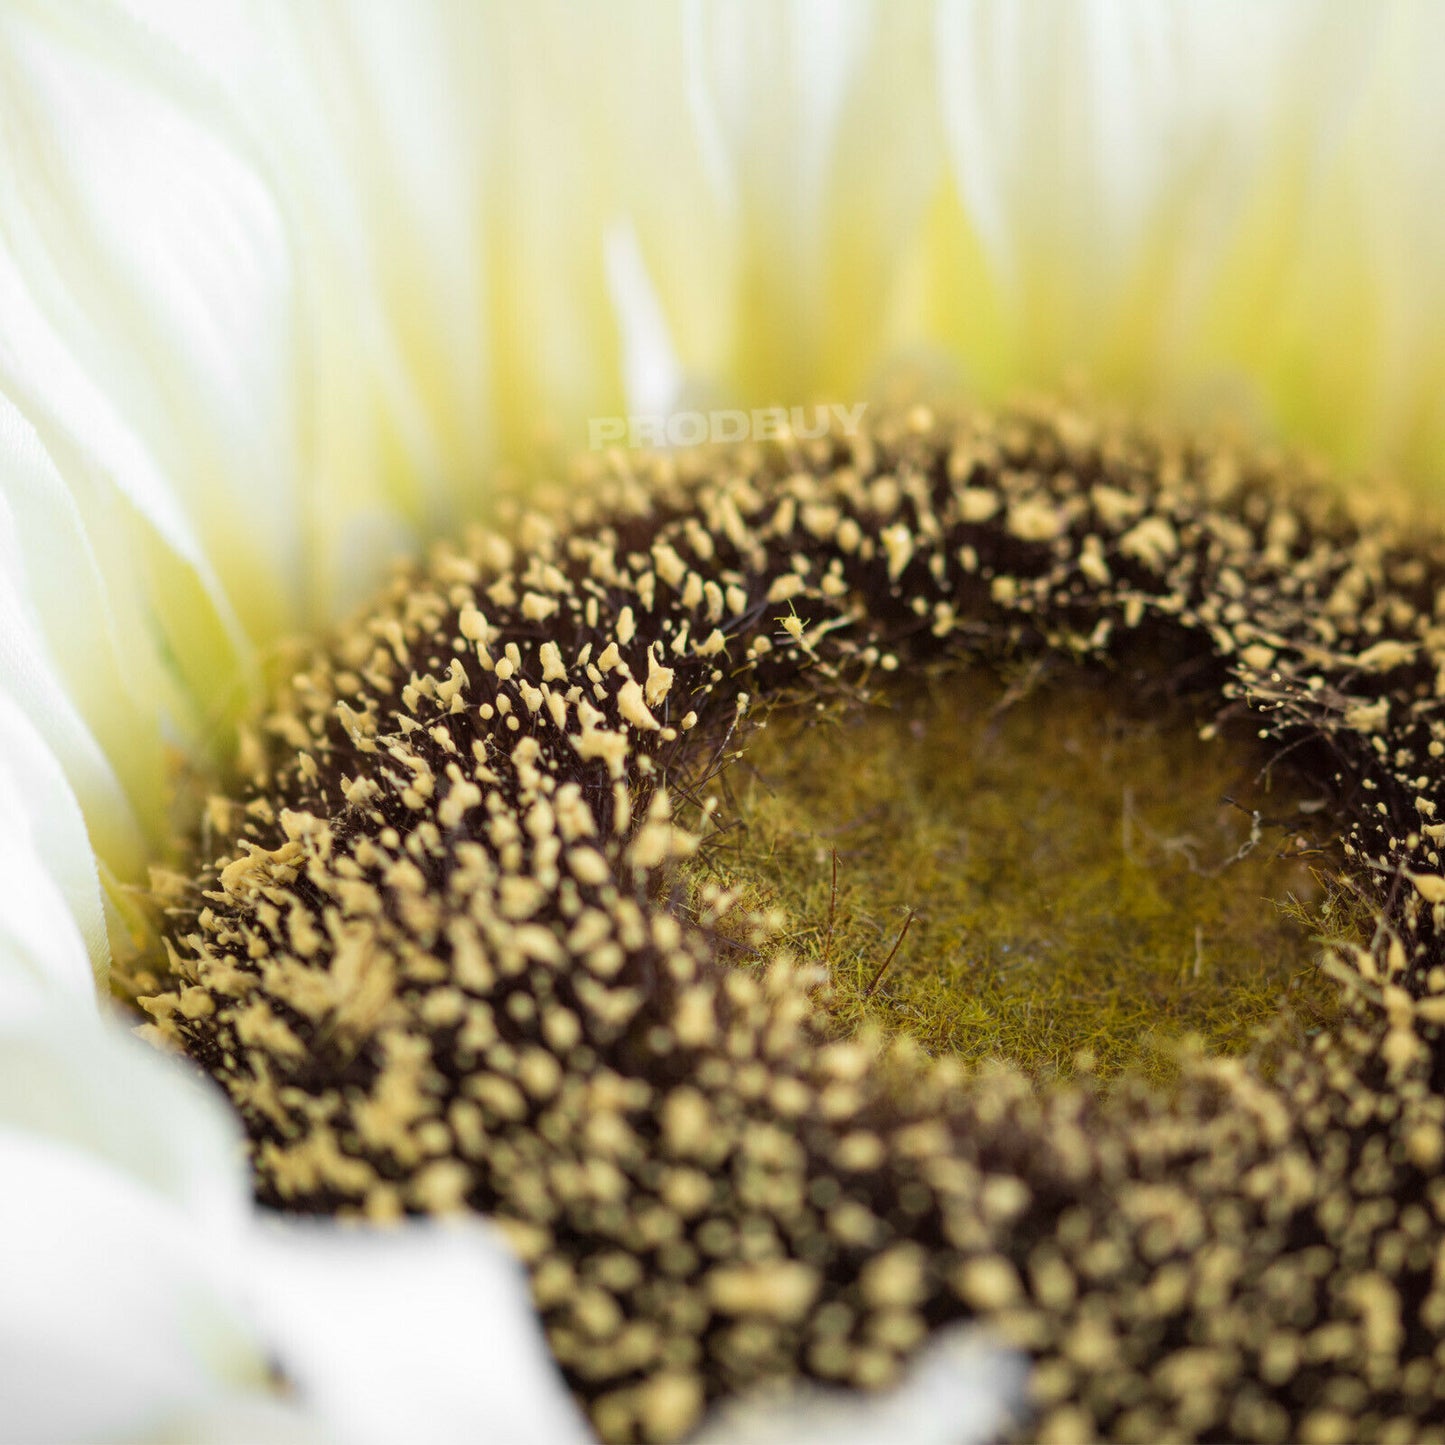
[139,403,1445,1442]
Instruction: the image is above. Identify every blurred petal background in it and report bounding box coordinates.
[0,0,1440,1438]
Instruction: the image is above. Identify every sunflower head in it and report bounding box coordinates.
[8,8,1445,1443]
[134,402,1445,1441]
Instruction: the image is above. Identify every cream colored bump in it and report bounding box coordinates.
[880,523,915,583]
[957,487,1000,523]
[954,1255,1021,1310]
[1007,497,1067,543]
[438,772,483,830]
[574,723,629,779]
[835,516,863,553]
[521,591,560,623]
[766,573,807,604]
[779,614,806,646]
[617,679,661,732]
[672,987,716,1048]
[1119,515,1179,571]
[1408,871,1445,904]
[1345,698,1390,734]
[652,541,687,589]
[660,1086,711,1157]
[458,605,489,641]
[435,658,468,706]
[552,784,597,842]
[1078,535,1110,586]
[628,816,696,871]
[1091,482,1146,528]
[707,1262,820,1321]
[860,1244,927,1309]
[485,576,517,609]
[644,651,675,708]
[568,847,610,886]
[1355,639,1415,673]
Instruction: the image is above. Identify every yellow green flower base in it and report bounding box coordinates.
[682,662,1352,1087]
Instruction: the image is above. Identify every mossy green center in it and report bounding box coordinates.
[688,663,1352,1083]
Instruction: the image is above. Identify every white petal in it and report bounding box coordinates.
[933,0,1305,380]
[0,1129,268,1444]
[244,1220,591,1445]
[146,1398,329,1445]
[604,217,686,419]
[0,1008,251,1251]
[0,1004,588,1444]
[0,3,305,885]
[120,1,719,607]
[679,0,945,402]
[691,1325,1027,1445]
[123,0,497,615]
[932,0,1445,484]
[0,393,156,924]
[0,687,108,1003]
[0,4,303,631]
[1213,1,1445,480]
[0,1008,275,1445]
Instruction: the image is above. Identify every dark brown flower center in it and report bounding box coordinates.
[138,403,1445,1443]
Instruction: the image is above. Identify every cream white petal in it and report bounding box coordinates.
[123,1,949,580]
[0,2,310,897]
[110,1,706,610]
[244,1222,592,1445]
[146,1398,327,1445]
[678,0,945,403]
[0,387,155,885]
[0,1129,263,1443]
[604,217,687,419]
[0,688,108,1003]
[1221,1,1445,480]
[933,0,1308,386]
[143,2,710,556]
[0,1010,269,1441]
[0,3,304,635]
[0,1006,255,1263]
[120,0,502,613]
[930,0,1445,483]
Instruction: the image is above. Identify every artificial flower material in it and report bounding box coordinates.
[145,402,1445,1442]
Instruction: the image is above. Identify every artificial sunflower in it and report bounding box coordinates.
[2,4,1443,1443]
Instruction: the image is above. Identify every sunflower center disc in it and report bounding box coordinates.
[140,404,1445,1444]
[685,663,1349,1083]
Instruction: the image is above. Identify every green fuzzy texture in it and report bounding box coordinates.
[685,660,1357,1085]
